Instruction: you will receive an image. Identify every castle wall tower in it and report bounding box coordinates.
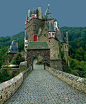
[38,6,42,19]
[48,22,55,38]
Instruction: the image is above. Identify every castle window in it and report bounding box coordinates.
[44,34,46,37]
[65,45,66,48]
[25,46,27,48]
[52,33,54,35]
[45,29,47,31]
[49,40,50,42]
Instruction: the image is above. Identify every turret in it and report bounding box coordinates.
[45,4,53,20]
[54,20,59,31]
[24,32,28,52]
[38,6,42,19]
[48,22,55,38]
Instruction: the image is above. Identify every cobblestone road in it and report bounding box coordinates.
[5,60,86,104]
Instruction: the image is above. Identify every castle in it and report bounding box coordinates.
[24,5,69,69]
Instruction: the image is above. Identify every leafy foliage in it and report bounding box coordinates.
[0,66,13,83]
[11,53,25,65]
[0,31,25,52]
[61,27,86,78]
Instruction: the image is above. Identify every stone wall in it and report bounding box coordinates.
[25,18,45,42]
[0,67,32,104]
[50,59,62,71]
[45,66,86,94]
[48,38,59,59]
[27,49,50,67]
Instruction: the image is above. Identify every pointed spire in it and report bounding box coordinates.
[8,40,19,53]
[49,22,54,31]
[45,4,53,20]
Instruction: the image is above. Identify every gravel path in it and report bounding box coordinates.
[5,60,86,104]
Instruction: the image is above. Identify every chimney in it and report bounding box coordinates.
[38,6,42,19]
[28,9,31,17]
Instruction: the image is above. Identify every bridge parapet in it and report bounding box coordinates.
[0,67,32,104]
[46,66,86,94]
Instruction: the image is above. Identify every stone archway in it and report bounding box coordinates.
[27,42,50,68]
[27,49,50,68]
[31,54,45,70]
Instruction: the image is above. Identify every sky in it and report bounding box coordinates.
[0,0,86,37]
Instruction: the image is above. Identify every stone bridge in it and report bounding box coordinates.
[0,60,86,104]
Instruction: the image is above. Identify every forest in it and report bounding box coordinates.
[0,27,86,83]
[61,27,86,78]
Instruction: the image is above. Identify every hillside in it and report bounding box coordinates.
[61,27,86,78]
[0,27,86,78]
[61,27,86,61]
[0,31,25,52]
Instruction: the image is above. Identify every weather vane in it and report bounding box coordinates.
[48,4,50,8]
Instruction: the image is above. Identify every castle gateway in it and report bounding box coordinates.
[24,5,69,69]
[27,41,50,69]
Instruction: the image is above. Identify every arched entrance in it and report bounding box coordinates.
[27,41,50,68]
[32,54,45,70]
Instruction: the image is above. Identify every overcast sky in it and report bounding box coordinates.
[0,0,86,37]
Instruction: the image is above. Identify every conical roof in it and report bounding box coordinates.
[45,7,53,20]
[49,22,54,31]
[8,40,19,53]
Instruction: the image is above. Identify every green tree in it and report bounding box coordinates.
[11,53,25,65]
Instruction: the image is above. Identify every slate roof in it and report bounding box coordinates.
[45,7,53,20]
[27,41,50,49]
[56,29,65,43]
[7,40,19,53]
[49,22,54,31]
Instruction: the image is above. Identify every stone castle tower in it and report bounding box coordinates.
[24,5,69,68]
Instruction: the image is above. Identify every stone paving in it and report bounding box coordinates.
[5,60,86,104]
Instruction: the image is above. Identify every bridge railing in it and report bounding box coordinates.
[0,67,32,104]
[46,66,86,94]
